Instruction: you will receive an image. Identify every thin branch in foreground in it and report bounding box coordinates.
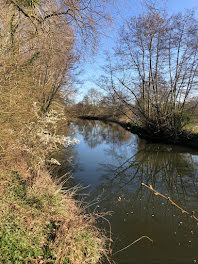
[142,183,198,223]
[113,236,153,256]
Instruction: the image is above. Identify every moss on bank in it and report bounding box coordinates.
[0,165,107,263]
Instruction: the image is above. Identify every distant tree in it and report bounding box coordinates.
[86,88,103,106]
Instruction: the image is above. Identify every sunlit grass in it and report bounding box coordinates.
[0,167,106,264]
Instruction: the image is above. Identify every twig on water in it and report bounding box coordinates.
[113,236,153,256]
[141,183,198,223]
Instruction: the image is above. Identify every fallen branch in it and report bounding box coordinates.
[142,183,198,223]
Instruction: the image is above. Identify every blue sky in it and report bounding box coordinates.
[75,0,198,102]
[167,0,198,12]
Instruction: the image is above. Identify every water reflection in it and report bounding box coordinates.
[73,119,132,148]
[99,143,198,203]
[70,120,198,264]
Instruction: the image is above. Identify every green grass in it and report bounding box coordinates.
[0,172,55,263]
[0,170,105,264]
[77,232,100,260]
[184,120,198,133]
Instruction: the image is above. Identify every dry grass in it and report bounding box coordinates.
[0,149,108,264]
[0,106,108,263]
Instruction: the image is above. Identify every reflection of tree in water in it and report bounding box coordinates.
[49,146,79,188]
[67,120,198,263]
[96,142,198,219]
[95,142,198,263]
[50,125,80,187]
[75,120,132,148]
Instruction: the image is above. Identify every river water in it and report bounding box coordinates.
[68,119,198,264]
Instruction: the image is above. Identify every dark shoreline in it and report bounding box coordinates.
[78,115,198,151]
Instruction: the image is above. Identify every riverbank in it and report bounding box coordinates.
[78,115,198,150]
[0,110,108,264]
[0,165,107,264]
[0,151,109,260]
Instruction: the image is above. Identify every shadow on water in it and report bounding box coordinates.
[69,120,198,264]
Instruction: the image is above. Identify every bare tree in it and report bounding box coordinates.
[0,0,113,131]
[106,5,198,137]
[7,0,112,53]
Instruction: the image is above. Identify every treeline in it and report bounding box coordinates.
[74,4,198,138]
[0,0,113,174]
[73,88,133,121]
[0,0,111,134]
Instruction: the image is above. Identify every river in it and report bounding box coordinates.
[67,119,198,264]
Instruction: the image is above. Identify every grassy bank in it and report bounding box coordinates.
[0,167,106,264]
[0,109,108,264]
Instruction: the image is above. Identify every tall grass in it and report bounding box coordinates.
[0,105,108,263]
